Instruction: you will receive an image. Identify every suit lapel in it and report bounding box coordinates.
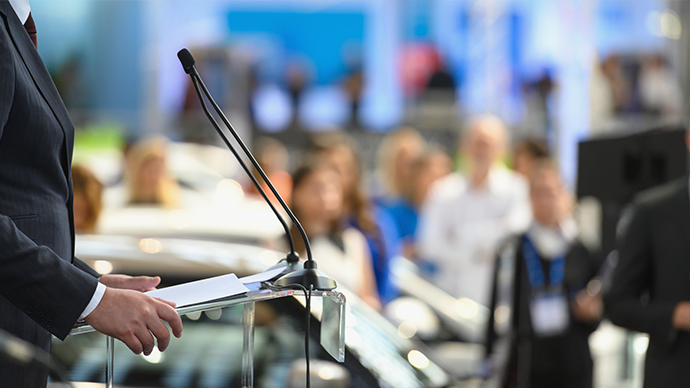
[0,2,74,170]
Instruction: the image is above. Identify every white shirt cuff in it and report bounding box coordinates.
[79,282,106,320]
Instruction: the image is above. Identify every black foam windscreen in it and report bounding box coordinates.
[177,48,196,74]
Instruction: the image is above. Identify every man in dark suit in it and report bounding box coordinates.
[0,1,182,386]
[485,160,602,388]
[604,173,690,388]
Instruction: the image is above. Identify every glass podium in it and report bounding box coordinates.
[69,288,346,388]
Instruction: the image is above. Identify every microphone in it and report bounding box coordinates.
[177,50,300,275]
[177,48,336,291]
[177,48,195,74]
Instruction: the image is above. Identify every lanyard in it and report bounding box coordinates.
[522,235,565,291]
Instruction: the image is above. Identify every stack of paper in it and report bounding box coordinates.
[146,273,249,307]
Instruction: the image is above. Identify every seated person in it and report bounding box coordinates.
[485,159,603,388]
[378,148,452,260]
[247,137,293,206]
[126,137,179,208]
[311,133,401,304]
[289,160,381,310]
[72,165,103,234]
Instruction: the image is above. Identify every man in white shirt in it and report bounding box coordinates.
[417,115,531,306]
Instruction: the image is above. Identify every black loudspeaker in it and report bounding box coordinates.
[577,127,688,255]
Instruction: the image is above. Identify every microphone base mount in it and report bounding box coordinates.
[266,254,304,278]
[273,267,337,291]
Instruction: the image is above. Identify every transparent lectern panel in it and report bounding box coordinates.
[320,291,346,363]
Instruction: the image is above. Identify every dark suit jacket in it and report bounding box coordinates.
[0,2,100,386]
[486,234,601,388]
[604,176,690,388]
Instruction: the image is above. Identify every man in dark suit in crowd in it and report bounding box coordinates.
[605,168,690,387]
[0,1,183,386]
[485,159,602,388]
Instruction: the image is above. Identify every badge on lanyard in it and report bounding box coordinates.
[523,236,569,337]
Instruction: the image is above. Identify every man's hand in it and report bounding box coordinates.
[84,288,183,355]
[572,290,603,323]
[672,302,690,331]
[99,274,161,292]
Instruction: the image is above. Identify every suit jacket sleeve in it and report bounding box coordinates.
[604,201,677,342]
[0,16,98,341]
[73,257,101,279]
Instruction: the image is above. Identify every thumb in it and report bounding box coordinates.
[130,276,161,291]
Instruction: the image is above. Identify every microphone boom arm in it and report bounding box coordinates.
[179,48,335,291]
[190,68,313,262]
[188,74,297,256]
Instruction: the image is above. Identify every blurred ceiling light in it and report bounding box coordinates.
[93,260,113,275]
[397,321,418,339]
[298,86,349,131]
[660,10,682,40]
[215,179,244,204]
[142,348,164,364]
[317,364,346,381]
[633,334,649,355]
[455,298,479,320]
[385,297,440,339]
[407,350,430,370]
[139,238,163,254]
[258,250,279,266]
[646,10,682,39]
[252,84,292,133]
[494,305,510,324]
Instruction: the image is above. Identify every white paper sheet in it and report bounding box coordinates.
[146,273,249,307]
[238,267,286,285]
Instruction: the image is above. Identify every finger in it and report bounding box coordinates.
[147,316,172,352]
[135,325,156,356]
[156,302,183,338]
[148,276,161,288]
[122,332,144,355]
[154,297,177,308]
[130,276,161,292]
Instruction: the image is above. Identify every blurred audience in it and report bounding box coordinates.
[601,55,633,114]
[72,165,104,234]
[418,115,531,305]
[311,132,401,303]
[638,54,683,119]
[126,137,179,208]
[375,127,427,200]
[604,162,690,387]
[289,160,380,310]
[589,53,617,131]
[486,159,602,388]
[379,148,452,260]
[342,67,365,128]
[512,139,549,178]
[248,137,293,206]
[521,69,556,140]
